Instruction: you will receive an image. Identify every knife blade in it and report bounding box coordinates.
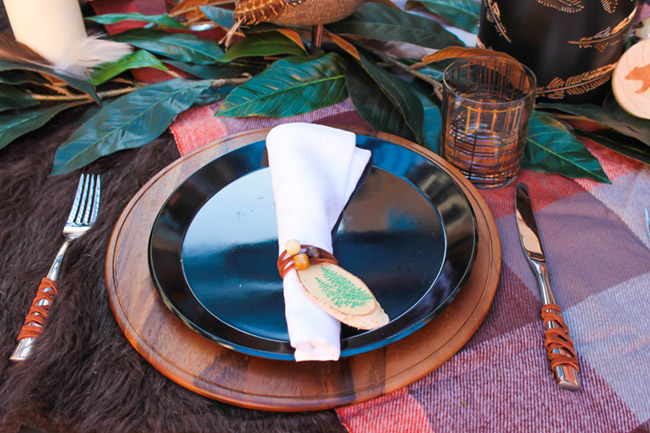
[515,183,580,391]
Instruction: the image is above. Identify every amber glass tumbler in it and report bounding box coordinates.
[441,56,536,189]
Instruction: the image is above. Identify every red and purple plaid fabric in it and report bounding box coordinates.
[171,100,650,433]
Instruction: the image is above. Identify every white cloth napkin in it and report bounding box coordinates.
[266,123,371,361]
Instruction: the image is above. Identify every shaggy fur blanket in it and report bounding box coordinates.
[0,107,346,433]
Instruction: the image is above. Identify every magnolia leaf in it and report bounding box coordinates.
[164,60,258,79]
[574,128,650,165]
[537,97,650,147]
[326,32,360,60]
[199,5,235,29]
[413,46,516,69]
[357,51,424,144]
[0,103,78,150]
[171,0,232,17]
[0,84,39,112]
[523,111,610,183]
[346,60,416,142]
[86,13,186,29]
[0,70,46,85]
[51,78,211,176]
[219,32,305,63]
[327,3,464,50]
[216,53,347,118]
[89,50,168,86]
[193,84,236,106]
[410,79,442,152]
[108,29,223,65]
[0,60,100,104]
[409,0,480,33]
[275,29,307,52]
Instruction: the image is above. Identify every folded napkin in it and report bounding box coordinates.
[267,123,371,361]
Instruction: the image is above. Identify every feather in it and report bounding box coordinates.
[538,64,615,99]
[234,0,288,24]
[0,31,131,79]
[0,32,52,67]
[601,0,617,13]
[484,0,511,42]
[50,35,132,79]
[535,0,583,13]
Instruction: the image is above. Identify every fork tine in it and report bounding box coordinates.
[66,174,86,225]
[81,175,96,224]
[88,175,101,225]
[74,174,91,224]
[644,207,650,241]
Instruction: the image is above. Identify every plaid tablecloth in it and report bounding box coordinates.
[170,100,650,432]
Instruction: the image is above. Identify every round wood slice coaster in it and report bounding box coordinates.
[105,128,501,412]
[613,39,650,120]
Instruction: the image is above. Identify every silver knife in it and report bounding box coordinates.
[515,183,580,390]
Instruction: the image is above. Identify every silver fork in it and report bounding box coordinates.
[644,207,650,242]
[10,174,101,362]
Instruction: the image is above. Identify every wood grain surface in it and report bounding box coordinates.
[105,128,501,412]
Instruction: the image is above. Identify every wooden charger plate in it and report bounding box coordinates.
[105,128,501,412]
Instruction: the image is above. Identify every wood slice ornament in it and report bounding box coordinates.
[612,39,650,119]
[279,241,389,330]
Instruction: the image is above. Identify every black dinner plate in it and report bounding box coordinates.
[148,134,478,360]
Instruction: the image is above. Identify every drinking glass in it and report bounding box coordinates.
[441,56,536,188]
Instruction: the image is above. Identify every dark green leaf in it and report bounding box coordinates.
[0,60,100,104]
[0,103,77,150]
[199,6,235,29]
[216,53,347,118]
[193,84,235,106]
[164,60,258,79]
[0,84,39,112]
[0,70,46,85]
[346,60,416,142]
[86,13,186,29]
[410,79,442,152]
[89,50,168,86]
[219,32,305,63]
[51,78,211,175]
[108,29,223,65]
[327,3,464,50]
[523,111,610,183]
[412,0,480,33]
[574,128,650,165]
[536,97,650,147]
[357,50,424,143]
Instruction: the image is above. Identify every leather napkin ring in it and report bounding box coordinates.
[541,304,580,372]
[277,244,338,279]
[17,278,58,341]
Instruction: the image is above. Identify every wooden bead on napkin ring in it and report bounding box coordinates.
[278,239,389,331]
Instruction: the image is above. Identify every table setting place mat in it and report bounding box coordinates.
[105,126,502,411]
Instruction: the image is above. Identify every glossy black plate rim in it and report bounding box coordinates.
[148,133,478,360]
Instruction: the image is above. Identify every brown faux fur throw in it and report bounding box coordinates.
[0,106,347,433]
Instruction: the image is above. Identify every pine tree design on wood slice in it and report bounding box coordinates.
[315,266,374,311]
[535,0,584,13]
[297,263,389,330]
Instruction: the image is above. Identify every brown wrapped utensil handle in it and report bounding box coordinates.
[541,304,580,386]
[528,261,581,390]
[10,278,58,361]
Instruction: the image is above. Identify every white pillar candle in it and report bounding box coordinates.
[4,0,88,65]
